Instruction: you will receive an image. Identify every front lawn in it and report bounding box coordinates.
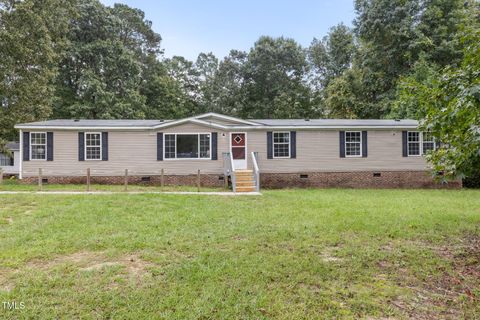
[0,180,224,192]
[0,189,479,319]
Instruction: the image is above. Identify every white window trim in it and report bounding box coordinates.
[272,131,291,159]
[85,132,102,161]
[163,133,212,160]
[345,131,362,158]
[421,132,436,155]
[30,132,47,161]
[407,131,436,157]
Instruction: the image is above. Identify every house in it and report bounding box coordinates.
[0,142,20,176]
[13,113,460,191]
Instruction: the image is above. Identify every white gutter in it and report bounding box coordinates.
[14,124,419,131]
[14,126,153,130]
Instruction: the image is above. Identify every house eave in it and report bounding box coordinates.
[14,124,419,131]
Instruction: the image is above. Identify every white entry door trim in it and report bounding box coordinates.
[230,132,247,170]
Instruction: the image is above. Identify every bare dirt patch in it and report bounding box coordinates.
[0,272,15,292]
[26,251,156,279]
[0,217,13,224]
[383,233,480,319]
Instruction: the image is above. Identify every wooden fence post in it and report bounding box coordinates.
[86,168,91,192]
[161,168,164,190]
[124,169,128,192]
[38,168,43,191]
[0,169,3,185]
[197,169,201,192]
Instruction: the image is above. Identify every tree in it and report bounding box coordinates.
[53,0,162,119]
[241,36,316,118]
[389,57,440,119]
[194,52,219,113]
[396,15,480,179]
[308,23,356,89]
[207,50,248,115]
[0,0,71,143]
[350,0,470,118]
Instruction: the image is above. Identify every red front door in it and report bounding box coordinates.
[231,133,247,169]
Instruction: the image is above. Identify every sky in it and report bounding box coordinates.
[99,0,356,61]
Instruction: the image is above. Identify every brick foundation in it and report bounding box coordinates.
[20,174,226,187]
[20,171,462,189]
[260,171,462,189]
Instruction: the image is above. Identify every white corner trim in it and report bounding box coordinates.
[19,130,23,179]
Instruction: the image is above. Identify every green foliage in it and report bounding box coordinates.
[396,16,480,178]
[390,57,441,119]
[423,25,480,179]
[308,23,356,89]
[348,0,469,117]
[0,0,72,141]
[53,0,160,119]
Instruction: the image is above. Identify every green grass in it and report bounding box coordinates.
[0,180,224,192]
[0,189,479,319]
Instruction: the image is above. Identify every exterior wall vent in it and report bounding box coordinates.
[300,174,309,179]
[141,176,151,182]
[373,172,381,177]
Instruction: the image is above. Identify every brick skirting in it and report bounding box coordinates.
[20,171,461,189]
[20,174,226,187]
[260,171,461,189]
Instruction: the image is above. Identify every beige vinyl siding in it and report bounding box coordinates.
[22,123,228,177]
[22,125,428,177]
[246,130,428,172]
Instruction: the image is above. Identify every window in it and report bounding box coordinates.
[407,132,420,156]
[345,131,362,157]
[273,132,290,158]
[408,132,435,156]
[164,134,211,159]
[85,133,101,160]
[30,132,46,160]
[422,132,435,154]
[0,153,13,166]
[164,134,176,159]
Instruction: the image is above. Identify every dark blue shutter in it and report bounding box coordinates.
[339,131,345,158]
[402,131,408,157]
[23,131,30,161]
[362,131,367,158]
[290,131,296,158]
[47,132,54,161]
[267,132,273,159]
[101,132,108,161]
[211,132,218,160]
[157,132,163,161]
[78,132,85,161]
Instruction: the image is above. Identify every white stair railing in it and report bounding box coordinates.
[222,152,236,192]
[251,151,260,192]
